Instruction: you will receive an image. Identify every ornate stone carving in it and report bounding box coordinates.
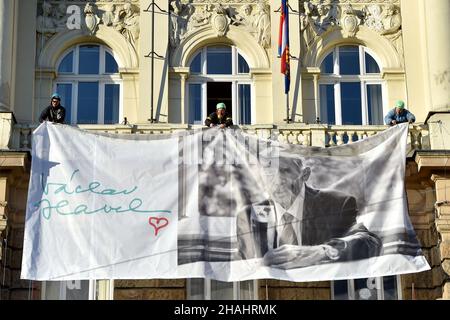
[101,3,115,26]
[361,4,403,57]
[340,4,360,38]
[113,2,140,51]
[192,0,260,2]
[210,4,231,37]
[54,2,69,31]
[231,4,254,30]
[36,1,141,56]
[170,0,195,47]
[254,1,271,48]
[169,1,270,49]
[297,1,403,59]
[300,1,338,49]
[36,1,58,56]
[363,4,383,32]
[83,2,100,35]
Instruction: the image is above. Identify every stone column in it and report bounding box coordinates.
[0,0,15,111]
[422,0,450,111]
[180,73,187,124]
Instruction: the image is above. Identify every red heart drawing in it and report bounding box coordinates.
[148,217,169,236]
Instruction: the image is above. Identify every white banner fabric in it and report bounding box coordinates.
[21,122,430,281]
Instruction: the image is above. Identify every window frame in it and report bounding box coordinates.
[318,45,386,125]
[55,44,123,125]
[41,280,97,300]
[186,279,259,300]
[331,276,403,300]
[186,46,255,125]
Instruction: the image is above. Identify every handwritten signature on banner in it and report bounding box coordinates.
[33,169,172,236]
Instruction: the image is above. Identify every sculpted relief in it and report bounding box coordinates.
[36,1,140,56]
[298,1,403,58]
[169,0,271,49]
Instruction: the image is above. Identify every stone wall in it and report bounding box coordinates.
[114,279,186,300]
[0,165,40,300]
[402,160,448,299]
[259,280,330,300]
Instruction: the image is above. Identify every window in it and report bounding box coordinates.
[55,44,121,124]
[319,45,384,125]
[41,280,97,300]
[187,279,258,300]
[187,46,253,125]
[332,276,402,300]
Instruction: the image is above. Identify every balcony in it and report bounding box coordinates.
[9,122,429,155]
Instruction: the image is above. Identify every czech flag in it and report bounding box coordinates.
[278,0,290,94]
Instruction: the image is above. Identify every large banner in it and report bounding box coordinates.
[22,122,430,281]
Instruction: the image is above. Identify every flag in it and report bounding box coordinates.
[278,0,290,94]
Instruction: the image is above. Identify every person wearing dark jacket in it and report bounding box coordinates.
[384,100,415,126]
[205,102,233,128]
[39,93,66,123]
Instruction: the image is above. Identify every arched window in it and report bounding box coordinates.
[55,44,121,124]
[187,45,253,125]
[319,45,384,125]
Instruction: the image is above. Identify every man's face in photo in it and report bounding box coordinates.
[263,158,310,205]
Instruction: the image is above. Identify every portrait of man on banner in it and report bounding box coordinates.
[236,154,383,269]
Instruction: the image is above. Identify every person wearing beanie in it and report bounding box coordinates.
[384,100,415,126]
[39,92,66,123]
[204,102,233,128]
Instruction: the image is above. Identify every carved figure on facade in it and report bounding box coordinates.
[101,3,116,27]
[340,4,360,38]
[380,4,401,36]
[114,2,140,51]
[311,2,338,36]
[83,2,100,35]
[254,1,271,48]
[231,4,254,31]
[300,1,338,48]
[380,4,402,58]
[187,3,213,34]
[362,4,383,33]
[37,2,58,36]
[361,4,403,58]
[168,1,271,49]
[300,2,315,50]
[54,2,69,31]
[36,2,58,57]
[170,0,195,47]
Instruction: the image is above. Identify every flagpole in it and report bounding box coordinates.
[286,92,290,124]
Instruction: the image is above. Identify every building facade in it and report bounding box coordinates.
[0,0,449,300]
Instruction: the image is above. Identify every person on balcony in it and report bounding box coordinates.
[205,102,233,128]
[39,93,66,124]
[384,100,415,126]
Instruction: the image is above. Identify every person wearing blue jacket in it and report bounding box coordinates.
[384,100,415,126]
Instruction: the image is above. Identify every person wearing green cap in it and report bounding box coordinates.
[384,100,415,126]
[39,92,66,123]
[204,102,233,128]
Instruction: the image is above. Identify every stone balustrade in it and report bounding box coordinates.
[10,122,429,152]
